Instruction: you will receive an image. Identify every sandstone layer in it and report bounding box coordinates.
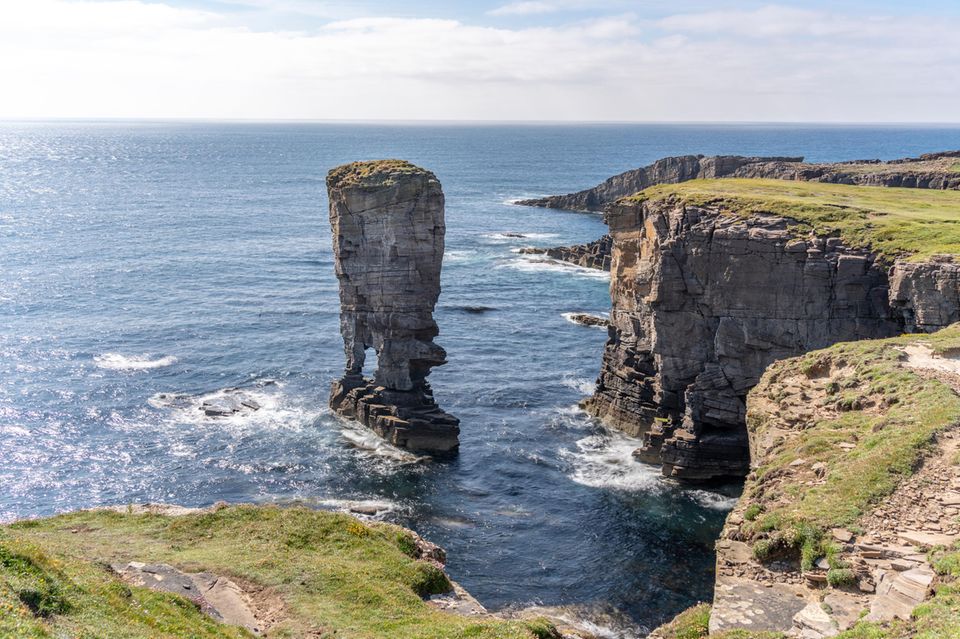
[517,151,960,213]
[327,160,459,453]
[581,199,898,479]
[581,182,960,480]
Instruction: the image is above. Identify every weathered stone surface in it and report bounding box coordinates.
[705,351,960,637]
[327,160,459,452]
[890,259,960,332]
[581,198,898,479]
[517,151,960,213]
[519,235,612,271]
[565,313,609,328]
[709,576,808,635]
[113,562,263,634]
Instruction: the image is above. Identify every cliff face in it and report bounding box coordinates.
[327,160,460,452]
[582,198,898,479]
[582,181,960,480]
[516,155,803,212]
[517,151,960,213]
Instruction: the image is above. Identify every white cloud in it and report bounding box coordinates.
[0,1,958,122]
[488,2,557,16]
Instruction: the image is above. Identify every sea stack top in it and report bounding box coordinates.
[326,159,438,191]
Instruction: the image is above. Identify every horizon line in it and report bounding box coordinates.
[3,117,960,127]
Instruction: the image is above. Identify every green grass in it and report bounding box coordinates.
[1,505,553,639]
[621,178,960,262]
[648,604,785,639]
[743,325,960,569]
[648,603,710,638]
[327,159,434,188]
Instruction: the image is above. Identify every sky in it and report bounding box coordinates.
[2,0,959,122]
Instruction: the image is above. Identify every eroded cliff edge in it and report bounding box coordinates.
[650,326,960,638]
[581,179,960,480]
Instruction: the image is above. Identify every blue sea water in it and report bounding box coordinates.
[3,122,960,635]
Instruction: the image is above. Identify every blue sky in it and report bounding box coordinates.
[1,0,958,121]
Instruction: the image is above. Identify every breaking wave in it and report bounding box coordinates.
[94,353,177,370]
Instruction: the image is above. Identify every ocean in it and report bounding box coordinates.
[4,121,960,635]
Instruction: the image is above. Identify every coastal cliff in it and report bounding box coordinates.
[582,179,960,480]
[651,326,960,638]
[518,152,960,213]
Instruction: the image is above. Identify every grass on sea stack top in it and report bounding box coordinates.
[1,505,554,639]
[623,178,960,262]
[327,159,435,189]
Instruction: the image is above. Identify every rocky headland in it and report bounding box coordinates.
[514,152,960,274]
[580,178,960,480]
[327,160,460,453]
[518,152,960,213]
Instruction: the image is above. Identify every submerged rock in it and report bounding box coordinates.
[327,160,460,453]
[565,313,609,328]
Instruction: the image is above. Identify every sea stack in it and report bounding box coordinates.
[327,160,460,452]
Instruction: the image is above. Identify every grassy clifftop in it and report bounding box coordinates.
[1,505,553,639]
[326,160,435,189]
[622,179,960,262]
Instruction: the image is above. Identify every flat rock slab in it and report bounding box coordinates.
[710,576,808,635]
[898,530,960,548]
[113,562,262,635]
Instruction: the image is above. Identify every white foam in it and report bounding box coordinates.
[336,420,431,465]
[482,232,560,243]
[688,489,740,511]
[562,375,597,395]
[147,384,319,434]
[498,254,610,280]
[95,353,177,370]
[443,249,477,262]
[561,430,662,491]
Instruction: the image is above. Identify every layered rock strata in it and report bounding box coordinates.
[581,198,901,479]
[890,258,960,332]
[518,151,960,213]
[581,188,960,480]
[327,160,460,453]
[519,235,612,271]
